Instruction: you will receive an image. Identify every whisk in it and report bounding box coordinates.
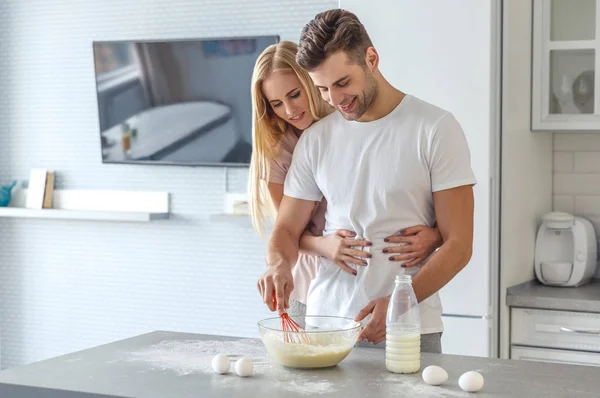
[273,293,310,344]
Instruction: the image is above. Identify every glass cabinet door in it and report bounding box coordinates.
[550,0,595,41]
[532,0,600,131]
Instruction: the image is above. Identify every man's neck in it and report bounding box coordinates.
[358,80,405,123]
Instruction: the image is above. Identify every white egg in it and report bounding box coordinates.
[235,356,254,377]
[211,354,230,374]
[458,371,484,392]
[421,365,448,386]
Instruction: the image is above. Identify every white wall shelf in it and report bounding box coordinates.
[0,208,168,222]
[0,189,170,222]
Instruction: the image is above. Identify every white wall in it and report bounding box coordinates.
[0,0,337,369]
[0,13,9,185]
[499,0,553,358]
[553,133,600,277]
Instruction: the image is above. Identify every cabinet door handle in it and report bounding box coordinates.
[560,327,600,335]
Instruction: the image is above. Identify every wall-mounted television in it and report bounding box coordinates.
[92,36,279,167]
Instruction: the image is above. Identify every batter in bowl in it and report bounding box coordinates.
[262,331,354,368]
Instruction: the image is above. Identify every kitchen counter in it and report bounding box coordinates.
[507,278,600,312]
[1,331,599,397]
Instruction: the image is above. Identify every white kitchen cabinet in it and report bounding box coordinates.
[532,0,600,131]
[511,346,600,366]
[510,308,600,366]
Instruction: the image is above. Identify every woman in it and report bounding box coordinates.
[248,41,441,314]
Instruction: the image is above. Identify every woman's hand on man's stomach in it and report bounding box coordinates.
[318,229,371,276]
[383,225,443,267]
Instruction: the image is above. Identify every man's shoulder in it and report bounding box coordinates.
[402,95,454,127]
[299,112,343,143]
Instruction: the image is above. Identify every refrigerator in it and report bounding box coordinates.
[339,0,501,357]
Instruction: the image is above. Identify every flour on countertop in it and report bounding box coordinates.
[121,339,340,395]
[284,381,337,395]
[372,373,469,397]
[119,339,469,396]
[124,339,268,376]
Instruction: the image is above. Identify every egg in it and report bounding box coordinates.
[211,354,230,374]
[458,370,484,392]
[234,356,254,377]
[421,365,448,385]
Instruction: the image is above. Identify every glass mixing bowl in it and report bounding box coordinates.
[258,315,361,369]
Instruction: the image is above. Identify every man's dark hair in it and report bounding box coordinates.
[296,9,373,71]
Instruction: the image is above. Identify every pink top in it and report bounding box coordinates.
[265,129,326,305]
[267,130,327,237]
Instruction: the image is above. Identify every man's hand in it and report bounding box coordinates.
[354,295,391,344]
[257,266,294,314]
[262,195,317,313]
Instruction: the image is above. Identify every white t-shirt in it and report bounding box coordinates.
[284,94,477,334]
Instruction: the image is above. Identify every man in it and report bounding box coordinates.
[256,9,475,353]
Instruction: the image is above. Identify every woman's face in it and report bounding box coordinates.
[261,71,314,131]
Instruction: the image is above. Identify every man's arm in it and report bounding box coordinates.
[267,182,326,259]
[356,113,475,344]
[258,195,315,313]
[261,124,323,312]
[266,195,315,268]
[411,185,474,303]
[355,186,473,344]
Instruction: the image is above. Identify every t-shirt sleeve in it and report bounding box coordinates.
[284,133,323,201]
[267,153,288,184]
[429,113,477,192]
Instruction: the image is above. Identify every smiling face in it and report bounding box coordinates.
[308,51,379,121]
[261,71,314,132]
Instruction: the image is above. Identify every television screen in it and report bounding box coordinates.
[92,36,279,166]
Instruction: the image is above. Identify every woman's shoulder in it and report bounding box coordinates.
[277,128,299,154]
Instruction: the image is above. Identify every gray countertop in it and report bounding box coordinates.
[507,278,600,313]
[0,331,599,397]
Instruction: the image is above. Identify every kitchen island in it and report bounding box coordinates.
[0,331,598,397]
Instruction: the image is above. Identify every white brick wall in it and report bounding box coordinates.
[553,133,600,275]
[0,0,338,369]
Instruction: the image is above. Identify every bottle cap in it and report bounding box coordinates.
[395,270,411,283]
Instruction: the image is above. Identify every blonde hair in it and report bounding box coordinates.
[248,41,332,236]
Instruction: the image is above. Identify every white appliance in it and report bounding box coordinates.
[534,212,597,287]
[340,0,501,357]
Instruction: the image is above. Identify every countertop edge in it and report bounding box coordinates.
[506,279,600,314]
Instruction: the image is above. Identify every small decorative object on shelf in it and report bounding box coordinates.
[0,180,17,207]
[43,171,55,209]
[225,192,249,215]
[26,168,48,209]
[232,199,249,215]
[25,169,55,209]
